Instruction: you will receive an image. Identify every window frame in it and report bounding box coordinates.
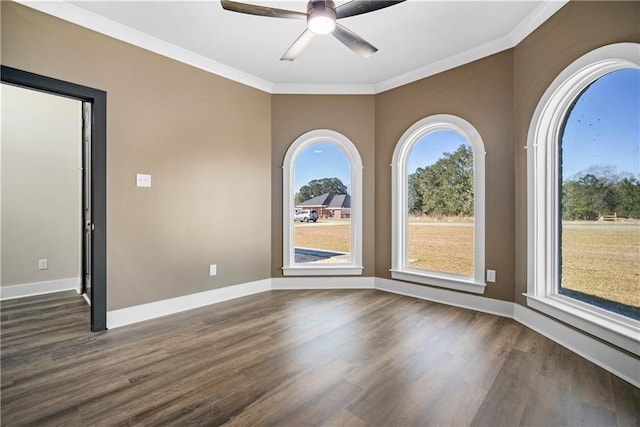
[526,43,640,355]
[391,114,486,294]
[282,129,363,276]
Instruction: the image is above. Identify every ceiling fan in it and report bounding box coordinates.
[220,0,406,61]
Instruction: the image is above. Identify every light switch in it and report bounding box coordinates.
[136,173,151,187]
[209,264,217,276]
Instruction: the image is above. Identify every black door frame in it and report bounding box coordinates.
[1,65,107,331]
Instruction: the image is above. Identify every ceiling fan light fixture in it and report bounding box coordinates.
[307,1,336,35]
[221,0,405,60]
[308,13,335,34]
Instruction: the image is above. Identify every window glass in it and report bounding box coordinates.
[407,130,474,276]
[559,68,640,319]
[293,142,352,265]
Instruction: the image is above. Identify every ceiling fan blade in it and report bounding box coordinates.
[281,29,315,61]
[335,0,406,19]
[332,24,377,58]
[220,0,306,19]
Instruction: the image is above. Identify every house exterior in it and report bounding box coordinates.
[296,193,351,219]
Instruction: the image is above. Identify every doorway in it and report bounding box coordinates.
[1,66,107,331]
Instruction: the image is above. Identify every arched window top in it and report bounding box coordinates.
[526,42,640,355]
[392,114,486,168]
[391,114,486,294]
[283,129,363,171]
[282,129,363,276]
[526,43,639,155]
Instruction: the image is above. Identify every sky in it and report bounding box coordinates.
[294,142,350,192]
[407,130,469,174]
[294,133,467,193]
[561,68,640,180]
[294,68,639,188]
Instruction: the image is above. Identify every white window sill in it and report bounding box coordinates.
[390,269,486,294]
[525,294,640,356]
[283,266,363,276]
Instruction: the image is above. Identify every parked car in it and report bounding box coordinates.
[294,209,319,222]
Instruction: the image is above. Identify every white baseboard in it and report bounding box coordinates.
[375,277,514,318]
[513,304,640,388]
[271,276,375,290]
[106,279,272,329]
[101,275,637,387]
[0,277,81,300]
[108,277,373,329]
[374,277,639,389]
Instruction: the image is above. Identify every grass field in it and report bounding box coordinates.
[408,225,474,275]
[294,223,351,254]
[294,220,639,309]
[561,226,639,308]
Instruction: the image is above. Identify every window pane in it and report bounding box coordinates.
[293,142,351,264]
[407,130,474,275]
[559,68,640,319]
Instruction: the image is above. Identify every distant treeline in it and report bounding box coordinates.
[408,147,640,221]
[562,167,640,220]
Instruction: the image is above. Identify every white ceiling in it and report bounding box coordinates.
[20,1,567,94]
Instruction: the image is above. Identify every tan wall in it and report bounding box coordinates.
[3,1,637,312]
[513,1,640,305]
[271,95,375,277]
[1,84,82,286]
[1,2,272,310]
[375,50,516,302]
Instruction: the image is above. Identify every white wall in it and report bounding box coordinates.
[1,84,82,287]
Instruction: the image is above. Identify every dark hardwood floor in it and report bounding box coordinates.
[1,289,638,426]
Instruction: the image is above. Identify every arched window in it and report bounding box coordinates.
[527,43,639,355]
[391,114,486,293]
[282,129,363,276]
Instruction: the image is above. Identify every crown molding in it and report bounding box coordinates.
[375,0,567,93]
[15,0,274,93]
[271,83,376,95]
[16,0,568,95]
[507,0,568,46]
[374,35,512,94]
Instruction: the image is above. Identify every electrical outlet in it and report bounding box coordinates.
[486,269,496,283]
[209,264,217,276]
[39,259,48,270]
[136,173,151,187]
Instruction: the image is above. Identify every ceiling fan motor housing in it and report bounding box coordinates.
[220,0,405,60]
[307,0,337,34]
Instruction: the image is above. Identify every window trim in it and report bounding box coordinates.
[282,129,363,276]
[391,114,486,294]
[526,43,640,355]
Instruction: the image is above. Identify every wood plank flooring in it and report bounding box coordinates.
[1,289,638,426]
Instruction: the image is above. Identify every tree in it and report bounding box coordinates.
[295,177,348,205]
[408,144,474,217]
[561,168,640,220]
[408,168,424,214]
[617,177,640,218]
